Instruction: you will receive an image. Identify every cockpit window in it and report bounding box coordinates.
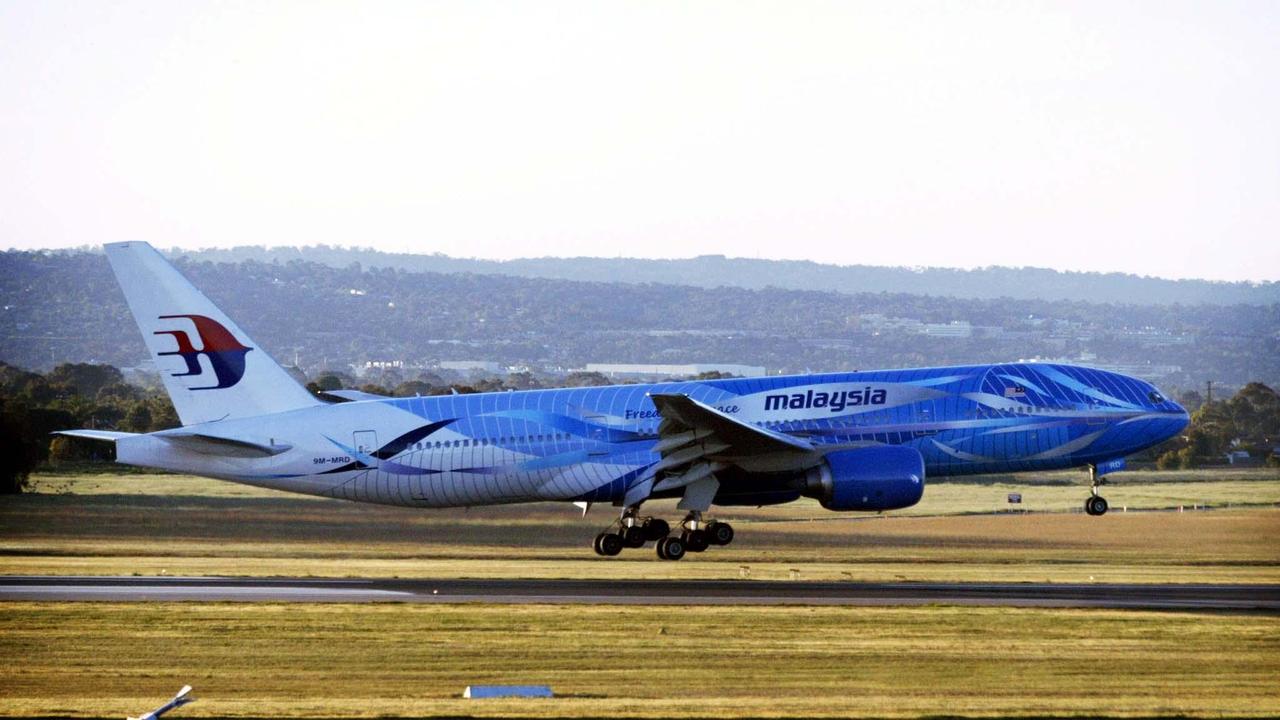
[1148,391,1165,404]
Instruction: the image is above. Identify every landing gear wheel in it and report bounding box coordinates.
[643,518,671,541]
[706,521,734,546]
[1085,495,1109,516]
[683,529,710,553]
[657,536,686,561]
[622,525,648,548]
[595,532,623,556]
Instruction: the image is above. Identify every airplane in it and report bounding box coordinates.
[59,242,1190,560]
[127,685,194,720]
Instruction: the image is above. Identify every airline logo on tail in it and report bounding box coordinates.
[154,314,253,390]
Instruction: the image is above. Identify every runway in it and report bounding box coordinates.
[2,576,1277,609]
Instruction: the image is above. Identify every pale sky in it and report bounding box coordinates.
[2,1,1277,281]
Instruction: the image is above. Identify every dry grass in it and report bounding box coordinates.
[3,472,1280,583]
[1,602,1277,719]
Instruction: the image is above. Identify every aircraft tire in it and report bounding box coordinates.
[596,532,624,556]
[683,529,710,553]
[643,518,671,541]
[657,536,686,561]
[1085,495,1109,516]
[707,521,734,546]
[623,525,647,548]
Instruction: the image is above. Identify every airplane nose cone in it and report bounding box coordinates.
[1105,408,1188,458]
[1154,408,1190,444]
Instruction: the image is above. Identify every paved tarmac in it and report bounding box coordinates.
[2,576,1277,609]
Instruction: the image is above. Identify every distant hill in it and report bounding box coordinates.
[177,246,1279,306]
[2,249,1277,391]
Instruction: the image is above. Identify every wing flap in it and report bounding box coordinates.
[640,393,816,510]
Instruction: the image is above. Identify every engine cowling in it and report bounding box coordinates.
[806,446,926,511]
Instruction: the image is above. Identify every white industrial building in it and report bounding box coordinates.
[585,363,767,378]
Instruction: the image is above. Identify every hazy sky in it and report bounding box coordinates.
[2,1,1277,281]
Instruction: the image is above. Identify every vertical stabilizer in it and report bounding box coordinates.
[104,241,320,425]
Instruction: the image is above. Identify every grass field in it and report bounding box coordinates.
[3,470,1279,719]
[2,602,1278,719]
[2,469,1278,583]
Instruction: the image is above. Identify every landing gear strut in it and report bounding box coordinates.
[1084,464,1109,516]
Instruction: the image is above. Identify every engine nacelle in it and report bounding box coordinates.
[805,446,926,511]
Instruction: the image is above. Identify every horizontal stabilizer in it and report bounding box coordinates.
[322,389,390,402]
[154,429,292,458]
[53,429,138,442]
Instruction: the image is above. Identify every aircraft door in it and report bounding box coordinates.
[585,413,608,443]
[353,430,378,460]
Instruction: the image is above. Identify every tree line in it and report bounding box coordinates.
[1153,382,1280,469]
[188,244,1280,306]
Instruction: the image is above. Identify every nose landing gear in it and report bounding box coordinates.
[1084,464,1110,516]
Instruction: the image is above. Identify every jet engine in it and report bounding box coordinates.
[803,445,925,511]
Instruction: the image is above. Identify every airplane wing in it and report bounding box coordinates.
[649,393,813,455]
[643,393,815,508]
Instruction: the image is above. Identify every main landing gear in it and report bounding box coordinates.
[1084,464,1110,516]
[592,507,734,560]
[657,512,735,561]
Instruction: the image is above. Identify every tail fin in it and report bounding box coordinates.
[104,242,320,426]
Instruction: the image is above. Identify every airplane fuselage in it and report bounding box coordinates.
[115,362,1189,509]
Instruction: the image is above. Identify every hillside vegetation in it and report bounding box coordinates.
[188,244,1280,305]
[2,250,1276,389]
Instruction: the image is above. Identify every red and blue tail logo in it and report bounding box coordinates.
[154,314,253,390]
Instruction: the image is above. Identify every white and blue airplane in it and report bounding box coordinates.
[60,242,1190,560]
